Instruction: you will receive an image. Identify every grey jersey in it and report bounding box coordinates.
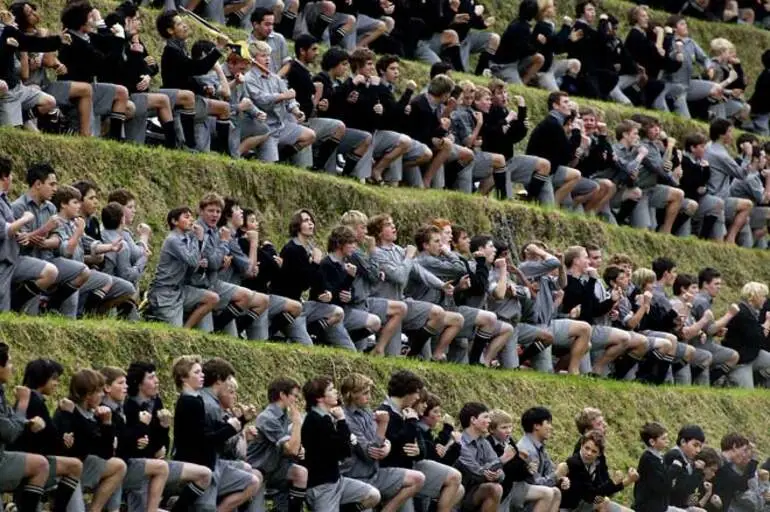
[102,228,147,285]
[149,231,201,300]
[729,171,765,204]
[189,219,229,289]
[53,219,98,263]
[244,67,299,131]
[450,105,476,146]
[0,384,25,457]
[11,193,58,259]
[370,244,414,300]
[705,141,748,199]
[487,268,528,322]
[517,434,557,487]
[408,251,467,303]
[519,257,562,324]
[247,402,292,474]
[664,38,709,85]
[349,248,381,308]
[247,32,289,75]
[341,405,382,479]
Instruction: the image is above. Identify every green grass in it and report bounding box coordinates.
[1,313,768,504]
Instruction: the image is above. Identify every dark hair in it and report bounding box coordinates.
[295,34,318,58]
[327,225,357,252]
[167,206,192,230]
[250,7,273,24]
[422,392,442,417]
[9,2,38,32]
[52,185,81,210]
[696,446,722,468]
[677,424,705,446]
[26,162,56,187]
[156,9,179,39]
[709,118,732,142]
[367,214,392,241]
[547,91,568,111]
[202,357,236,387]
[665,13,685,27]
[602,265,624,287]
[69,368,105,404]
[683,132,708,152]
[22,359,64,390]
[720,432,749,451]
[386,370,424,398]
[521,406,552,433]
[459,402,488,429]
[450,225,467,245]
[469,234,492,253]
[349,48,376,73]
[221,197,240,227]
[673,274,696,296]
[101,202,125,230]
[289,209,315,237]
[71,179,98,200]
[321,48,349,71]
[0,157,11,180]
[267,377,300,402]
[414,225,441,252]
[518,0,538,21]
[376,55,400,76]
[640,421,667,447]
[107,188,135,206]
[698,267,721,287]
[303,375,333,411]
[0,342,8,367]
[763,49,770,69]
[652,257,676,280]
[575,0,595,18]
[61,1,93,31]
[126,361,157,397]
[736,132,758,152]
[430,61,453,78]
[580,429,606,452]
[191,40,216,60]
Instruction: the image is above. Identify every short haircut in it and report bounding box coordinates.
[100,366,127,386]
[199,192,224,211]
[303,375,333,411]
[26,162,56,187]
[267,377,300,403]
[340,210,368,227]
[677,425,706,445]
[376,54,400,75]
[547,91,568,111]
[709,37,734,56]
[52,185,81,210]
[709,118,732,142]
[367,214,392,241]
[22,359,64,390]
[632,267,656,289]
[250,7,272,24]
[432,218,452,230]
[736,132,758,151]
[107,188,135,206]
[459,402,488,429]
[451,225,467,245]
[579,106,597,118]
[627,4,648,24]
[289,208,315,237]
[469,234,492,253]
[171,355,202,391]
[167,206,192,230]
[415,225,441,251]
[520,239,547,260]
[652,257,676,280]
[321,48,349,71]
[0,342,8,367]
[640,421,667,446]
[422,392,442,416]
[673,274,696,296]
[696,446,722,468]
[101,202,125,230]
[61,1,92,31]
[521,406,552,433]
[584,242,601,254]
[580,429,606,452]
[295,33,317,57]
[327,225,357,253]
[575,0,594,17]
[607,253,635,268]
[126,361,157,397]
[71,179,98,199]
[615,119,640,141]
[202,357,236,387]
[720,432,749,451]
[487,78,506,94]
[251,40,271,56]
[386,370,424,398]
[427,74,455,97]
[666,13,685,26]
[602,266,625,287]
[474,87,491,102]
[69,368,105,404]
[349,48,376,72]
[575,407,603,434]
[563,245,585,268]
[430,61,453,78]
[684,132,708,152]
[741,281,768,303]
[0,156,11,180]
[156,9,178,39]
[698,267,721,287]
[518,0,538,21]
[489,409,513,431]
[340,373,374,405]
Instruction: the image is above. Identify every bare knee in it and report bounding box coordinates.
[536,158,551,176]
[202,291,220,307]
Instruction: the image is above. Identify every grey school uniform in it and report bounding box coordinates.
[451,105,496,181]
[691,290,740,367]
[706,141,752,229]
[247,402,298,490]
[190,219,239,312]
[729,170,770,235]
[247,32,290,76]
[371,244,435,332]
[669,297,713,386]
[102,228,146,287]
[0,191,49,311]
[147,230,211,328]
[517,433,558,487]
[342,405,411,507]
[518,257,574,348]
[457,431,516,511]
[11,193,87,317]
[0,384,29,492]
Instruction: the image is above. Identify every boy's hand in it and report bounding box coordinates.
[137,435,149,449]
[58,398,75,413]
[28,416,45,433]
[555,462,569,478]
[157,408,172,428]
[374,410,390,425]
[95,406,112,424]
[329,406,345,420]
[139,411,152,425]
[62,432,74,448]
[227,416,242,431]
[403,442,420,457]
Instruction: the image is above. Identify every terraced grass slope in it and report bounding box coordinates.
[3,314,770,504]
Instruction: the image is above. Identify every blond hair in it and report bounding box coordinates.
[632,268,656,290]
[340,373,374,406]
[250,40,272,56]
[340,210,369,227]
[710,37,734,56]
[458,80,475,92]
[489,409,513,430]
[575,407,603,434]
[741,282,768,303]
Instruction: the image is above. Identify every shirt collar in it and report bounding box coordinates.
[383,397,401,414]
[201,387,220,404]
[526,433,544,450]
[646,447,664,460]
[76,404,95,419]
[312,405,332,417]
[102,396,123,411]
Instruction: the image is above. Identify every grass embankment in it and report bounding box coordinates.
[3,127,770,311]
[2,314,769,504]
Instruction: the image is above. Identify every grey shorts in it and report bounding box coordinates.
[92,82,118,117]
[590,325,614,351]
[472,151,495,180]
[645,184,675,209]
[212,280,240,310]
[342,306,372,331]
[241,115,271,139]
[123,458,148,491]
[457,305,480,339]
[302,300,340,322]
[749,205,770,230]
[150,285,210,327]
[372,129,402,159]
[0,83,44,127]
[550,319,573,348]
[43,80,73,106]
[507,154,539,184]
[306,476,376,509]
[356,13,384,35]
[308,117,343,141]
[414,459,453,499]
[11,255,47,284]
[702,340,738,366]
[50,257,87,284]
[517,323,550,346]
[268,294,288,319]
[0,451,27,491]
[259,121,305,162]
[403,298,433,331]
[405,140,430,163]
[82,454,108,491]
[199,459,254,507]
[364,297,390,321]
[553,166,599,196]
[361,467,407,500]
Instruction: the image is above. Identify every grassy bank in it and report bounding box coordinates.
[1,314,768,503]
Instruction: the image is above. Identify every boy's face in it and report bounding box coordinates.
[229,205,244,229]
[201,204,222,228]
[379,217,397,243]
[535,420,553,440]
[580,440,601,463]
[254,51,270,69]
[572,249,589,272]
[474,94,492,113]
[664,268,678,286]
[299,212,315,237]
[425,233,442,257]
[423,405,442,427]
[675,19,688,36]
[383,61,399,82]
[352,387,371,407]
[650,432,669,451]
[140,371,159,398]
[106,376,128,403]
[35,174,58,201]
[86,388,104,409]
[229,56,250,75]
[591,415,607,435]
[184,363,205,390]
[493,422,513,441]
[587,249,603,269]
[685,283,699,296]
[471,412,491,435]
[330,60,350,79]
[245,213,259,231]
[220,378,237,409]
[582,114,596,132]
[253,14,274,38]
[401,389,421,408]
[691,142,706,159]
[302,44,320,64]
[123,200,137,225]
[582,3,596,22]
[0,353,12,384]
[359,60,376,78]
[322,383,339,407]
[491,88,507,107]
[439,225,452,246]
[624,127,640,146]
[61,198,81,218]
[680,438,703,460]
[41,375,59,395]
[342,241,358,257]
[174,211,193,231]
[614,272,629,289]
[280,387,300,408]
[703,463,718,481]
[703,277,721,297]
[461,88,475,106]
[81,188,99,217]
[454,232,470,254]
[168,15,189,40]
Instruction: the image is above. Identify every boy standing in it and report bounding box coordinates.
[516,407,568,504]
[634,422,676,512]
